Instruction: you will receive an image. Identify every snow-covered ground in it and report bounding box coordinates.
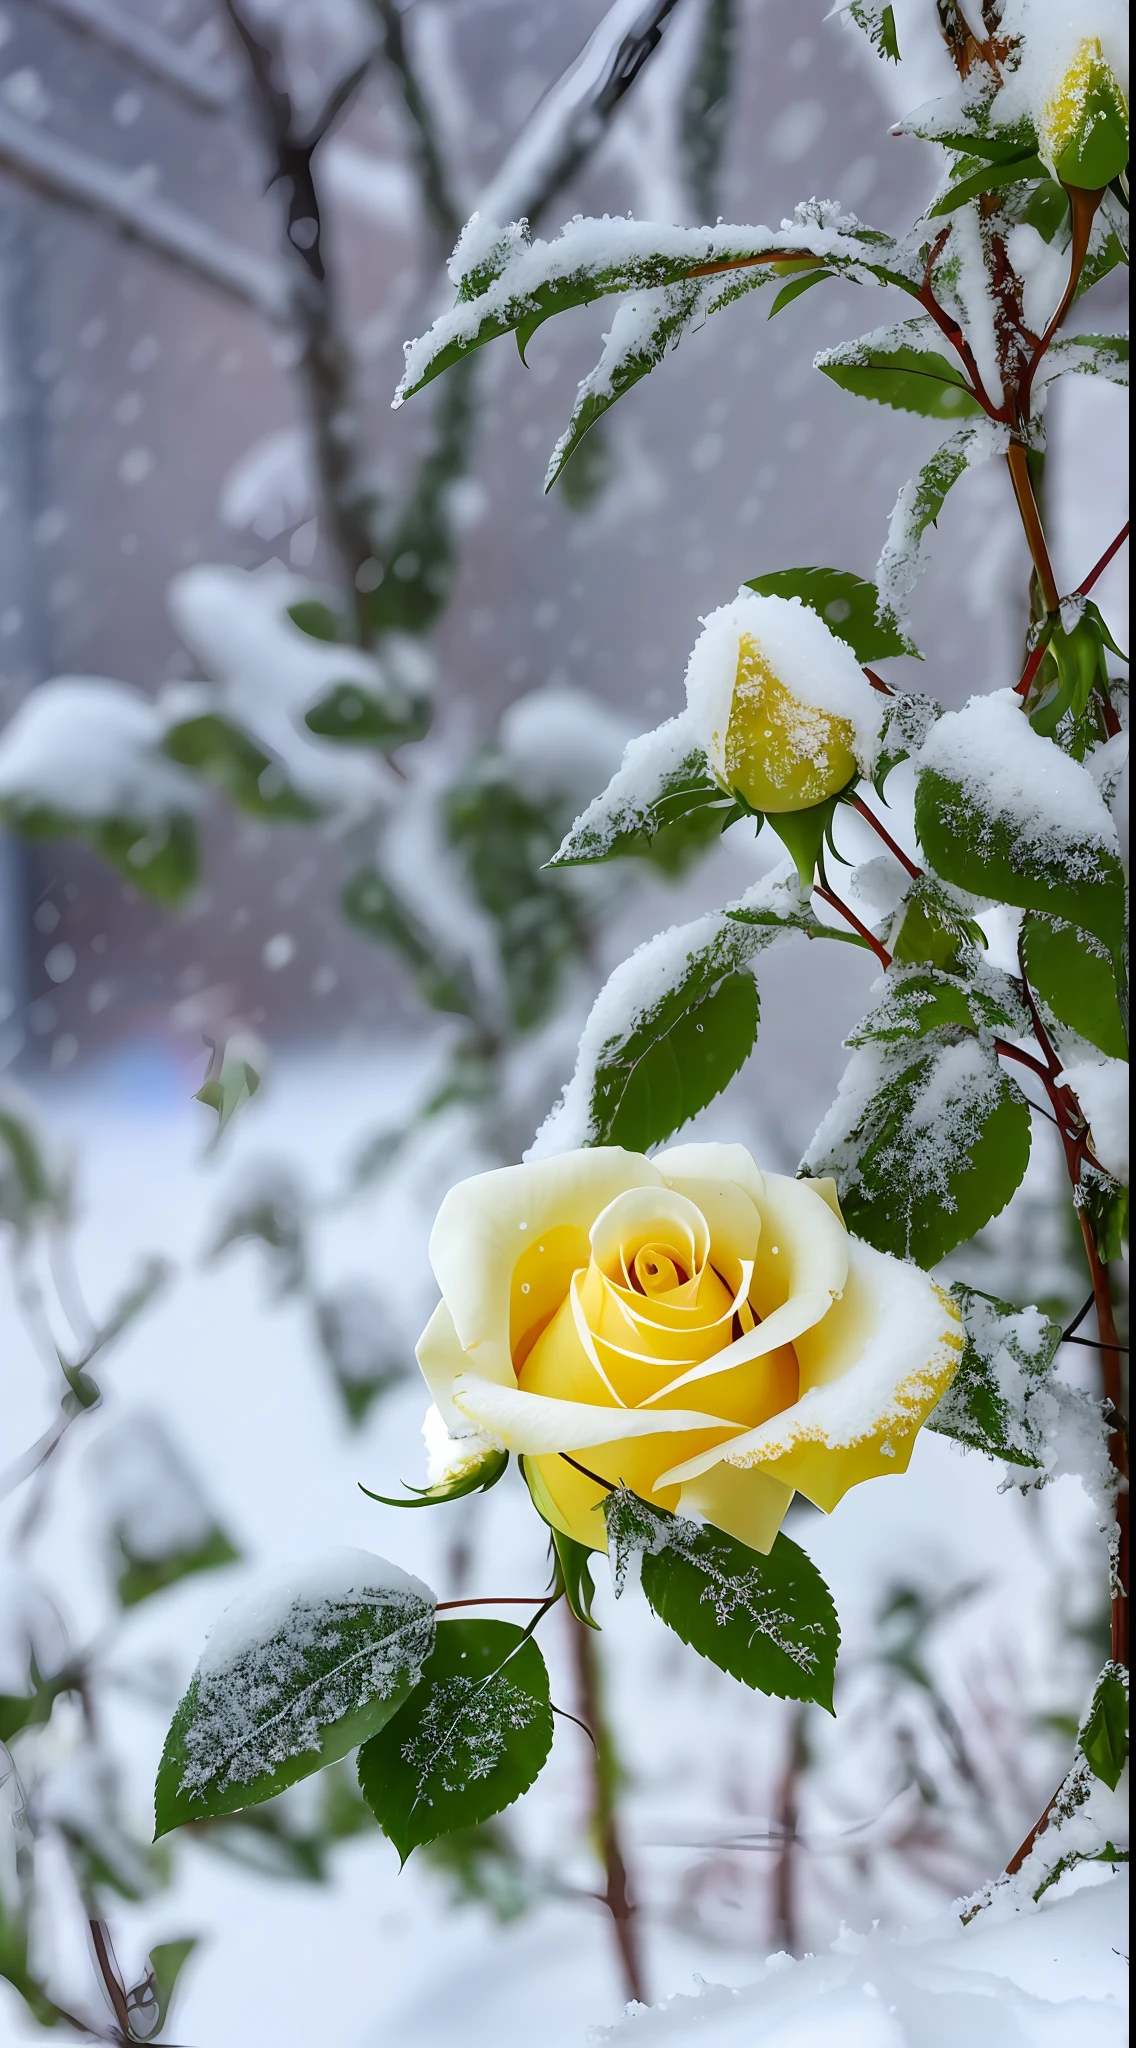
[1,1041,1122,2046]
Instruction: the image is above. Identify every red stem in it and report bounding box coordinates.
[814,885,891,967]
[1075,519,1129,598]
[850,795,922,879]
[435,1595,551,1610]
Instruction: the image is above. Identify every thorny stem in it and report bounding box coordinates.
[1006,442,1060,615]
[568,1610,648,2009]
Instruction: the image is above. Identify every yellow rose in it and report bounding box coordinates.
[1041,37,1129,190]
[415,1143,962,1555]
[684,591,881,815]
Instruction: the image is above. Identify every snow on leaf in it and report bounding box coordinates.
[545,280,704,490]
[875,419,1009,629]
[154,1551,436,1835]
[548,713,732,869]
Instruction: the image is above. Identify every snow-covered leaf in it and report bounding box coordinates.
[545,280,704,490]
[744,565,919,662]
[162,713,321,821]
[357,1619,553,1861]
[1036,332,1129,391]
[1080,1662,1128,1792]
[1021,913,1127,1060]
[927,1285,1062,1468]
[887,874,985,972]
[548,716,734,872]
[805,1034,1032,1268]
[927,150,1048,218]
[875,420,1007,629]
[604,1488,839,1709]
[396,208,916,406]
[845,963,1028,1047]
[817,321,982,419]
[848,1,899,63]
[915,694,1127,956]
[314,1284,412,1427]
[341,866,477,1019]
[154,1552,436,1836]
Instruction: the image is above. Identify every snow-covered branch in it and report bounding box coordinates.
[37,0,238,112]
[0,107,286,320]
[478,0,685,227]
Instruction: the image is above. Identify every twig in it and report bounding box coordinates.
[0,108,286,319]
[225,0,380,628]
[1063,1291,1096,1342]
[36,0,237,111]
[368,0,462,252]
[770,1706,807,1954]
[1018,185,1104,420]
[478,0,684,226]
[435,1595,551,1609]
[568,1609,648,2008]
[1006,442,1059,615]
[814,885,890,967]
[1062,1335,1128,1354]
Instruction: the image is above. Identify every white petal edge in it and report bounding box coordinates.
[452,1372,746,1455]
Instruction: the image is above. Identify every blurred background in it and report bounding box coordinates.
[0,2,1128,2043]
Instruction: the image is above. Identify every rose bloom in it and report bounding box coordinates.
[416,1144,962,1554]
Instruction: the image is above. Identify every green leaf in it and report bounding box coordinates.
[360,1449,509,1509]
[887,876,986,972]
[194,1036,263,1149]
[545,281,703,491]
[444,763,584,1033]
[630,1502,839,1710]
[914,765,1126,956]
[875,423,995,638]
[207,1170,307,1295]
[765,782,854,890]
[131,1939,197,2039]
[1079,1663,1129,1791]
[845,963,1027,1047]
[0,1101,64,1230]
[591,966,759,1151]
[927,1284,1063,1467]
[396,212,917,406]
[1021,913,1127,1059]
[767,264,832,316]
[927,152,1048,217]
[116,1525,241,1608]
[287,599,343,642]
[314,1287,410,1428]
[818,331,982,419]
[357,1619,553,1862]
[154,1558,436,1837]
[548,724,734,872]
[304,682,431,748]
[162,714,320,821]
[743,566,919,662]
[341,866,476,1018]
[807,1034,1032,1268]
[849,0,899,62]
[550,1529,600,1629]
[364,359,476,638]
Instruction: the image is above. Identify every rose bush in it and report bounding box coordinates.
[416,1143,963,1555]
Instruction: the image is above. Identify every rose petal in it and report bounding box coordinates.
[415,1298,470,1432]
[636,1288,831,1403]
[428,1147,661,1386]
[656,1239,962,1507]
[452,1371,747,1455]
[678,1462,795,1555]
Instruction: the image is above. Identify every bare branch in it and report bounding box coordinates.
[479,0,685,227]
[367,0,462,252]
[34,0,238,112]
[0,107,286,319]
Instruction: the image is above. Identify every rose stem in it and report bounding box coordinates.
[434,1595,552,1609]
[567,1608,648,2007]
[1074,519,1129,597]
[849,795,922,879]
[770,1705,808,1954]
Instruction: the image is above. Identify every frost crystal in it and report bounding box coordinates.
[401,1673,541,1796]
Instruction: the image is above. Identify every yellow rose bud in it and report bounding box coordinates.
[1042,36,1129,189]
[684,592,881,815]
[415,1144,962,1556]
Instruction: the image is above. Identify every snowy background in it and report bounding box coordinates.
[0,2,1128,2044]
